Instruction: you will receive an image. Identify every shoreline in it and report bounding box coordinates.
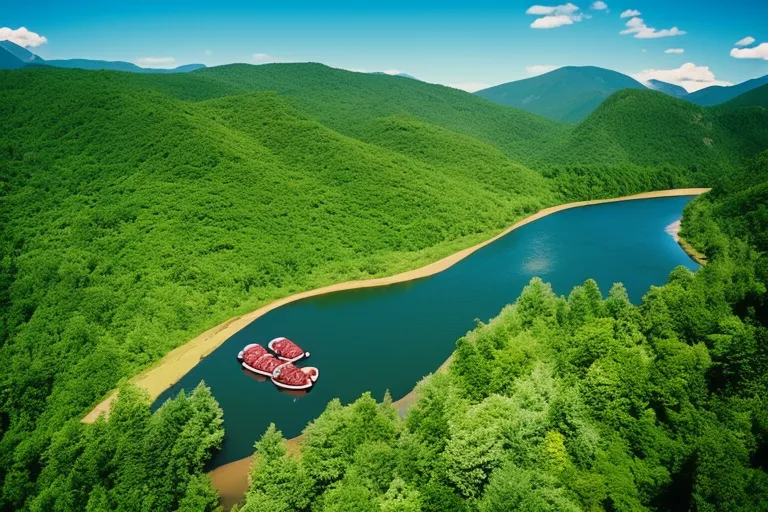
[210,355,455,510]
[678,235,708,265]
[665,219,708,265]
[82,187,710,425]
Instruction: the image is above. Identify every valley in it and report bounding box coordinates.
[1,60,767,512]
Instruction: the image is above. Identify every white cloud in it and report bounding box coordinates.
[620,16,685,39]
[135,57,176,69]
[527,4,571,15]
[632,62,732,92]
[252,53,276,63]
[526,64,559,75]
[383,69,403,75]
[252,53,295,64]
[730,43,768,61]
[527,3,586,29]
[531,15,576,28]
[665,48,685,54]
[204,49,213,56]
[620,9,641,18]
[0,27,48,48]
[591,1,608,10]
[448,82,492,92]
[734,36,755,47]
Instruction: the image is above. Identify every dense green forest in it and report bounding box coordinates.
[241,152,768,512]
[1,64,768,510]
[26,383,223,511]
[722,83,768,110]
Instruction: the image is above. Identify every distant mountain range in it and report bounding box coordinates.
[646,79,688,99]
[475,66,647,123]
[0,40,45,67]
[722,83,768,110]
[475,66,768,122]
[0,40,205,74]
[3,39,766,120]
[370,71,419,80]
[687,74,768,106]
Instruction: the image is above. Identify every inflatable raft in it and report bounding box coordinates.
[272,364,319,390]
[268,337,310,362]
[237,340,318,390]
[238,343,284,377]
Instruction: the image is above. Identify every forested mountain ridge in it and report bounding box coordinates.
[722,83,768,110]
[1,63,768,511]
[129,62,567,167]
[553,88,768,171]
[132,63,768,173]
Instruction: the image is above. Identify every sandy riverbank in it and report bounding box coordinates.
[82,187,710,425]
[665,219,708,265]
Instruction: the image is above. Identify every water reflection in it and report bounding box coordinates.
[239,367,313,399]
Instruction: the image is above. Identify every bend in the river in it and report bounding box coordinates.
[155,188,706,464]
[82,188,708,426]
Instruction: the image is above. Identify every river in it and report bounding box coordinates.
[154,195,699,468]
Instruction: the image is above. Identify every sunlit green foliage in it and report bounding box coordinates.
[25,383,223,512]
[555,89,768,171]
[2,63,768,509]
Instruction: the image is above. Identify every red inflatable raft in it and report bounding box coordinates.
[271,364,319,390]
[268,337,310,362]
[238,343,284,377]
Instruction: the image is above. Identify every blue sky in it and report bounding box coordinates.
[1,0,767,91]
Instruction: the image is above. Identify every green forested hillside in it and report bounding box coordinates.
[534,88,768,200]
[242,152,768,512]
[722,83,768,110]
[135,63,567,167]
[682,150,768,268]
[143,64,767,173]
[1,64,768,511]
[474,66,647,123]
[554,88,768,170]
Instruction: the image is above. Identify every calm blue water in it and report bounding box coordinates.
[154,196,699,467]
